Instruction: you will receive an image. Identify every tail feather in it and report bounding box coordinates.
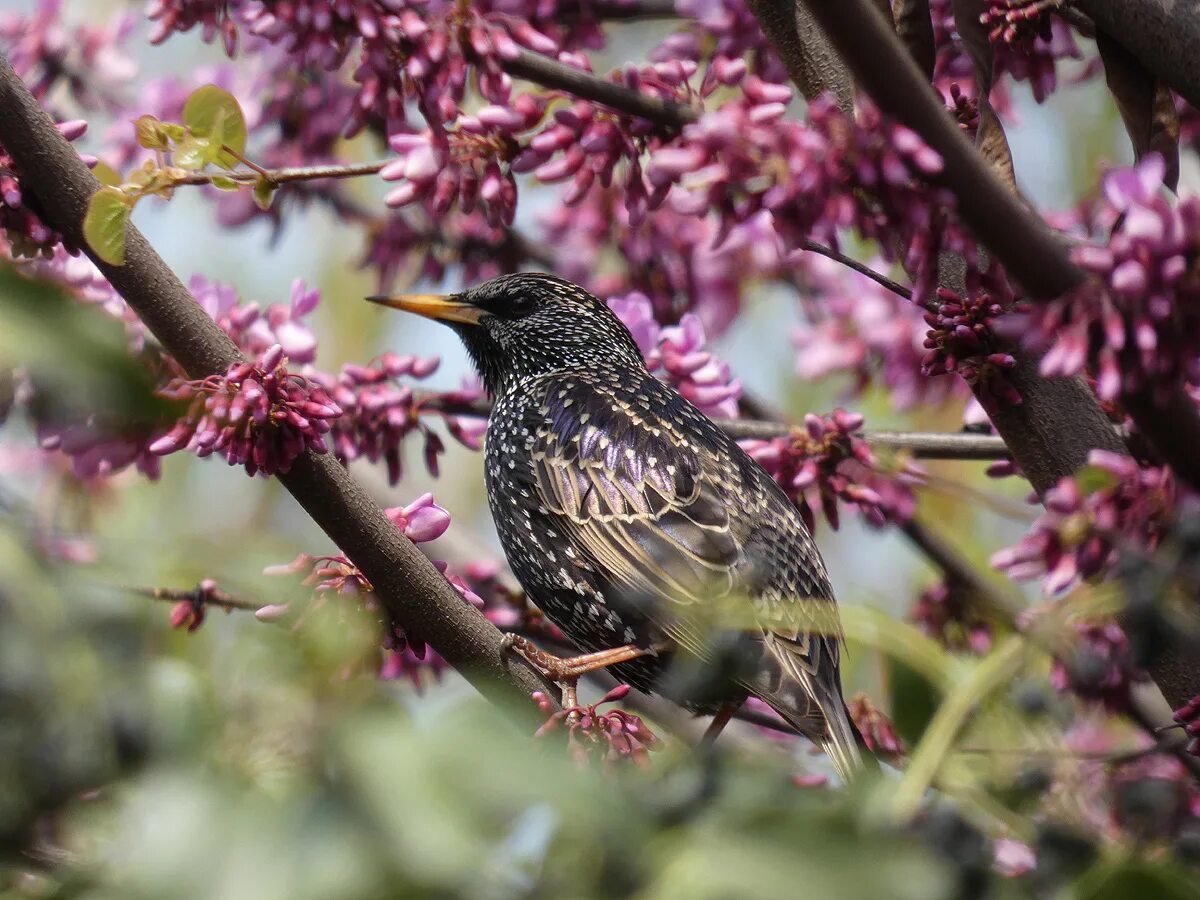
[758,670,876,782]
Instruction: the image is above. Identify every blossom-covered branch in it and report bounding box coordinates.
[0,52,558,721]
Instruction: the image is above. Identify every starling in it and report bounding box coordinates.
[369,273,865,778]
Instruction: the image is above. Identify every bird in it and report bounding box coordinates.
[368,272,866,779]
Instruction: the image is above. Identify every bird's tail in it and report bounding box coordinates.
[761,674,874,783]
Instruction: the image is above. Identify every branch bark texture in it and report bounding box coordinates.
[0,53,555,722]
[1075,0,1200,111]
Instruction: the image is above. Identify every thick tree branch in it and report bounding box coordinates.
[0,53,556,723]
[751,0,1200,710]
[796,0,1082,301]
[743,0,855,112]
[1074,0,1200,111]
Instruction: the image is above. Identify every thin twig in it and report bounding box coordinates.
[799,240,914,300]
[176,160,387,186]
[502,48,699,130]
[131,584,260,612]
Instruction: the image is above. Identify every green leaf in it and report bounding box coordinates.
[209,175,240,191]
[1075,464,1120,496]
[252,178,278,210]
[134,114,170,151]
[182,84,247,169]
[92,161,124,188]
[172,135,217,171]
[82,187,132,266]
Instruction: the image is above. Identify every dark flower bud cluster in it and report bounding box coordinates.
[991,450,1175,595]
[150,344,342,477]
[167,578,222,633]
[1050,621,1148,713]
[1,119,89,259]
[532,683,661,769]
[846,693,905,762]
[741,409,923,532]
[922,285,1020,414]
[910,579,994,654]
[1030,154,1200,401]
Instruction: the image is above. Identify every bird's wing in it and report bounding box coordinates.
[525,375,837,669]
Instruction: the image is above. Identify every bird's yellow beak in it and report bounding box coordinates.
[365,292,485,326]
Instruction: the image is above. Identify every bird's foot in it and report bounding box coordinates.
[502,633,666,683]
[502,634,669,717]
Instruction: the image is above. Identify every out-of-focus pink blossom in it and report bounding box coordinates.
[532,683,661,768]
[991,449,1174,595]
[742,409,923,531]
[608,291,741,418]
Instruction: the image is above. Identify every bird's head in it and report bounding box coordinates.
[367,273,647,397]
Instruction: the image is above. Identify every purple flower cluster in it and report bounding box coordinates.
[1,0,135,106]
[647,91,948,267]
[979,0,1082,103]
[306,356,486,484]
[910,580,994,654]
[532,683,661,768]
[1050,620,1148,712]
[1029,154,1200,401]
[921,284,1020,414]
[1173,696,1200,757]
[382,94,545,228]
[991,450,1175,595]
[608,292,741,418]
[1,119,89,259]
[150,343,342,477]
[194,276,321,364]
[741,409,922,532]
[543,190,782,337]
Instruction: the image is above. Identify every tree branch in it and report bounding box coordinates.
[502,49,698,130]
[781,0,1200,711]
[0,53,556,724]
[1074,0,1200,110]
[176,160,387,186]
[419,392,1019,459]
[744,0,855,112]
[797,0,1082,301]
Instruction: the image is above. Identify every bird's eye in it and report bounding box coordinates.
[506,295,536,317]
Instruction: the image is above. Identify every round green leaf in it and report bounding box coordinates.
[82,187,132,266]
[182,84,247,169]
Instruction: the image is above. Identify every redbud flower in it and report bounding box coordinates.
[533,683,662,769]
[151,344,342,477]
[742,409,923,531]
[991,450,1174,595]
[1050,620,1148,712]
[1028,154,1200,401]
